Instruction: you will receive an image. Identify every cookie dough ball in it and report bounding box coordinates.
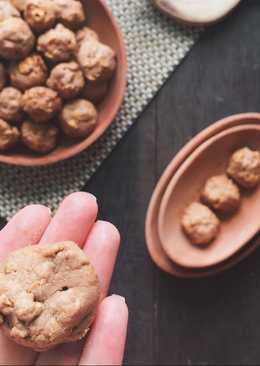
[22,87,62,123]
[0,63,6,91]
[53,0,85,29]
[60,99,97,138]
[227,147,260,188]
[201,175,241,214]
[24,0,57,33]
[21,120,58,153]
[0,118,19,150]
[0,87,23,123]
[37,23,77,62]
[82,81,108,104]
[0,241,100,351]
[76,38,116,82]
[76,26,99,45]
[0,18,35,60]
[0,0,20,21]
[181,202,220,246]
[10,0,26,11]
[47,61,84,99]
[10,54,48,91]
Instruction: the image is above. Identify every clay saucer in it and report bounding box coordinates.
[153,0,241,27]
[158,124,260,269]
[145,113,260,278]
[0,0,127,166]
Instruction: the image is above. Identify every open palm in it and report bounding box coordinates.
[0,192,128,366]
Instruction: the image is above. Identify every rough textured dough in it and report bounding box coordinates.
[181,202,220,246]
[0,0,20,21]
[201,175,240,213]
[37,23,77,62]
[0,17,35,60]
[0,118,19,150]
[76,26,99,46]
[60,99,97,138]
[22,86,62,123]
[0,241,100,351]
[52,0,86,29]
[227,147,260,188]
[24,0,57,33]
[21,120,58,153]
[10,53,48,91]
[10,0,26,11]
[47,61,84,99]
[0,87,23,123]
[76,37,116,82]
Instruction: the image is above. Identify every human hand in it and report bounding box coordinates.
[0,192,128,366]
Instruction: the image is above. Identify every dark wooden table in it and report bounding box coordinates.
[83,2,260,364]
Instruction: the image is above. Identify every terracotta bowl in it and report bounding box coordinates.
[0,0,127,166]
[145,113,260,278]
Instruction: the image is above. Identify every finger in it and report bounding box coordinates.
[0,204,51,262]
[0,205,51,366]
[84,221,120,299]
[36,221,121,366]
[79,295,128,366]
[40,192,98,247]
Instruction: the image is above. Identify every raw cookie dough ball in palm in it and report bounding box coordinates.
[181,202,220,246]
[53,0,86,29]
[24,0,57,33]
[201,175,241,214]
[0,241,100,350]
[47,61,84,99]
[0,63,6,91]
[227,147,260,188]
[37,23,77,62]
[60,99,97,138]
[21,120,58,153]
[22,86,62,123]
[0,118,19,150]
[76,37,116,82]
[0,87,23,123]
[0,0,20,21]
[0,18,35,60]
[10,54,48,90]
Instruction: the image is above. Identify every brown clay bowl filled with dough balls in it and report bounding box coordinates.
[0,0,127,166]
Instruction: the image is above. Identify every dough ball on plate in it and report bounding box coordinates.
[0,0,20,21]
[201,175,240,214]
[53,0,86,29]
[0,87,23,123]
[76,37,116,82]
[47,61,84,99]
[24,0,57,33]
[227,147,260,188]
[37,23,77,62]
[10,53,48,90]
[21,119,58,153]
[0,118,19,150]
[181,202,220,246]
[60,99,97,138]
[76,26,99,45]
[0,17,35,60]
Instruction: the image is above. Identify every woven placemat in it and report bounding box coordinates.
[0,0,201,219]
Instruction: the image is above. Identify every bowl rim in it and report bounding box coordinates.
[0,0,128,167]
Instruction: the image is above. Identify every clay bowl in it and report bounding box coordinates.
[153,0,241,27]
[145,113,260,278]
[158,124,260,269]
[0,0,127,166]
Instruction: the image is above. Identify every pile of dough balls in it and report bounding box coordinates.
[0,0,116,153]
[181,146,260,246]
